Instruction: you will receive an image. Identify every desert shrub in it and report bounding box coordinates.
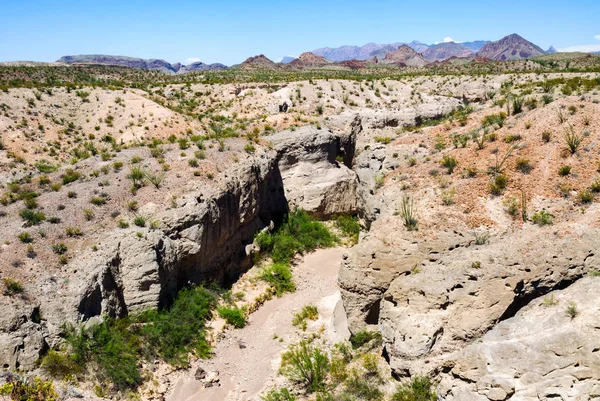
[440,188,456,205]
[258,262,295,297]
[17,232,33,243]
[440,155,457,174]
[542,130,552,142]
[566,302,579,319]
[515,157,532,173]
[350,329,382,349]
[3,278,24,296]
[481,112,507,128]
[558,165,571,176]
[90,196,106,206]
[133,215,146,227]
[375,136,392,144]
[0,377,58,401]
[590,178,600,193]
[19,209,45,226]
[261,388,296,401]
[292,304,319,331]
[333,215,360,243]
[51,243,67,254]
[144,169,166,189]
[61,168,81,185]
[66,227,82,237]
[217,305,247,328]
[392,376,437,401]
[511,97,523,115]
[344,369,384,401]
[280,340,329,392]
[255,209,336,264]
[489,174,508,195]
[504,133,522,143]
[531,210,554,226]
[578,189,594,204]
[41,350,82,379]
[128,166,145,189]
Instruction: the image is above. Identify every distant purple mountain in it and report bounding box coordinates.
[313,41,429,62]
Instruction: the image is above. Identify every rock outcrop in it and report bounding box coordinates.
[438,277,600,400]
[270,125,358,218]
[340,222,600,397]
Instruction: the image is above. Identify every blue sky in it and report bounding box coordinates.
[1,0,599,65]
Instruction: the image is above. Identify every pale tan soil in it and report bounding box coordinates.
[165,247,347,401]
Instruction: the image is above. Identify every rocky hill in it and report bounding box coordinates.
[287,52,332,69]
[423,42,475,61]
[477,33,546,60]
[237,54,280,70]
[381,45,429,66]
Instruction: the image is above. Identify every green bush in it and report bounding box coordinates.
[531,210,554,226]
[19,208,45,226]
[280,340,329,392]
[334,215,360,243]
[392,376,437,401]
[259,262,296,296]
[217,305,247,328]
[61,168,81,185]
[440,155,458,174]
[255,209,336,264]
[50,286,216,390]
[40,350,82,378]
[349,329,382,349]
[558,165,571,176]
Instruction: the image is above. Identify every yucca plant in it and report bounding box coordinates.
[400,195,418,231]
[563,125,583,154]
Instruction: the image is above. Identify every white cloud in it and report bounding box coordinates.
[185,57,202,64]
[558,35,600,53]
[434,37,459,45]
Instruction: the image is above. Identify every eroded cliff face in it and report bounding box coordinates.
[0,126,359,372]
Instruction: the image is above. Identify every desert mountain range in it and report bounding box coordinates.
[4,34,595,74]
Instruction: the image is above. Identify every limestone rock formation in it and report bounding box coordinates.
[438,277,600,400]
[270,125,358,218]
[340,222,600,398]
